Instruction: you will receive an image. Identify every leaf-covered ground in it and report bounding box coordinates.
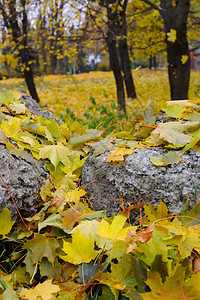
[0,71,200,300]
[1,70,200,119]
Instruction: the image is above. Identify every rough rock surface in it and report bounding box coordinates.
[0,144,48,220]
[0,94,59,219]
[82,148,200,215]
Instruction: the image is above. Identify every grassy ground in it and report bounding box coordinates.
[0,70,199,120]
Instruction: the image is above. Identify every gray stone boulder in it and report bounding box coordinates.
[81,148,200,215]
[0,94,61,220]
[0,144,48,220]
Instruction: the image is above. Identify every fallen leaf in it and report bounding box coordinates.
[23,233,60,265]
[0,206,14,238]
[146,121,199,146]
[39,143,72,169]
[60,230,99,264]
[61,209,83,230]
[107,147,133,162]
[97,215,129,241]
[20,279,60,300]
[150,152,181,166]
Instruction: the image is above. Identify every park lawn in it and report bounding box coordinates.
[0,70,199,119]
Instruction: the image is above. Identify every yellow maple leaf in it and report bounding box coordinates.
[146,121,198,146]
[97,215,129,241]
[9,102,27,114]
[20,279,60,300]
[181,55,189,64]
[1,119,21,138]
[39,143,72,169]
[107,147,133,162]
[40,179,52,202]
[167,29,176,42]
[0,206,14,238]
[0,128,8,143]
[60,230,99,264]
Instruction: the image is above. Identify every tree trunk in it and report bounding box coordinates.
[21,0,40,102]
[160,0,190,100]
[24,69,40,102]
[153,56,156,69]
[3,0,40,102]
[4,60,12,78]
[107,33,126,113]
[118,12,137,99]
[50,54,57,74]
[119,39,137,99]
[149,56,152,70]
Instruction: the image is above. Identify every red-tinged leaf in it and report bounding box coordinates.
[60,209,83,230]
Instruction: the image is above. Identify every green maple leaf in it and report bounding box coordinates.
[69,129,103,147]
[135,229,170,268]
[2,286,19,300]
[61,155,87,175]
[146,121,199,146]
[182,129,200,153]
[38,213,69,233]
[157,218,200,259]
[107,240,128,260]
[162,105,185,119]
[0,206,14,238]
[98,256,136,299]
[40,179,52,202]
[143,201,171,224]
[60,230,99,264]
[40,257,61,278]
[39,116,62,142]
[0,92,16,106]
[23,233,60,265]
[179,202,200,226]
[141,264,200,300]
[162,100,195,118]
[89,138,114,156]
[39,143,72,168]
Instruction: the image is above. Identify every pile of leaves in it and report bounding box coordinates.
[0,91,200,300]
